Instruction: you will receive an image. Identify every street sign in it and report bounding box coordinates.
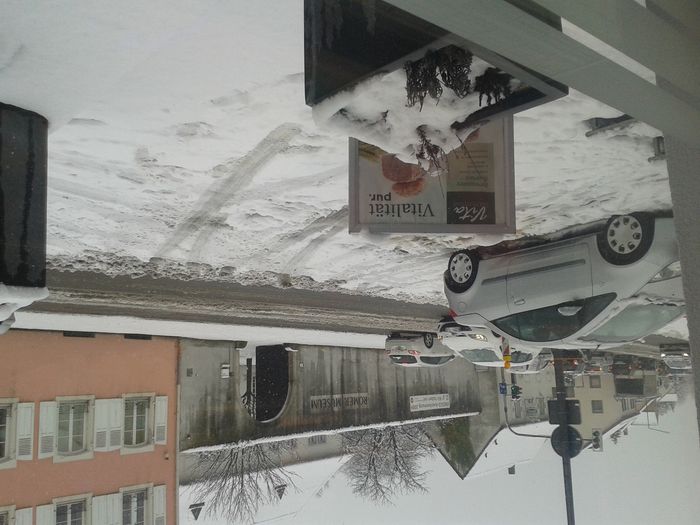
[551,425,583,459]
[189,503,204,520]
[498,382,507,395]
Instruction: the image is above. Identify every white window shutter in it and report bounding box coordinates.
[15,509,33,525]
[16,402,35,460]
[108,399,123,451]
[36,505,53,525]
[94,400,110,451]
[92,493,120,525]
[152,485,166,525]
[38,401,57,459]
[92,494,108,525]
[107,493,121,525]
[154,396,167,445]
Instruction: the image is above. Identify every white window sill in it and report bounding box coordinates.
[53,450,94,463]
[0,458,17,470]
[120,443,155,456]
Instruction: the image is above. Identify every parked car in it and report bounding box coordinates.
[437,318,541,368]
[385,331,456,367]
[660,343,692,371]
[444,213,684,349]
[584,352,614,374]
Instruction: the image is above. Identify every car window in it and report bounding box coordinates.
[511,351,533,363]
[581,303,685,343]
[389,355,417,364]
[420,355,455,365]
[460,349,500,362]
[492,293,616,342]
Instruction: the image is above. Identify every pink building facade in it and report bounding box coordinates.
[0,331,178,525]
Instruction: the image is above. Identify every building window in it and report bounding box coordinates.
[591,400,604,414]
[308,435,327,446]
[57,401,89,454]
[124,398,150,447]
[0,510,9,525]
[0,405,9,461]
[589,375,602,388]
[123,490,148,525]
[56,500,86,525]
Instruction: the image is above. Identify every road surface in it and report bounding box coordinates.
[28,269,448,334]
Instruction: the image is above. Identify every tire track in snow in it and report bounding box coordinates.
[279,206,349,273]
[157,122,301,257]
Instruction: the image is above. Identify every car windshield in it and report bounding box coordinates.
[389,355,417,364]
[420,355,454,365]
[492,293,616,342]
[460,349,500,362]
[581,303,685,343]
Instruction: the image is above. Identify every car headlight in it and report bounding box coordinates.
[650,261,682,282]
[469,333,487,341]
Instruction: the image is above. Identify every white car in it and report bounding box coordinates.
[444,213,684,349]
[385,331,456,367]
[437,319,541,368]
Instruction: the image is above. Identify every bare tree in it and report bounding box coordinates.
[341,424,435,504]
[191,441,297,524]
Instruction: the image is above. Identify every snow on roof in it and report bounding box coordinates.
[467,421,555,479]
[659,393,679,403]
[183,411,480,453]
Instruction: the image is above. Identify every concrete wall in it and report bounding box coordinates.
[179,340,482,450]
[0,330,178,525]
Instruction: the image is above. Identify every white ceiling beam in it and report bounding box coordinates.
[531,0,700,102]
[648,0,700,39]
[384,0,700,143]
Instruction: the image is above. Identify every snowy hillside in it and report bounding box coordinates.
[41,1,671,305]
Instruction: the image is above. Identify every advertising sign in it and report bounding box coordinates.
[309,393,369,412]
[409,393,451,412]
[349,117,515,233]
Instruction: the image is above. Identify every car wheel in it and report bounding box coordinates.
[597,212,654,265]
[423,332,435,348]
[445,249,479,293]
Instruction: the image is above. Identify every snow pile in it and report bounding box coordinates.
[312,46,522,167]
[10,1,671,306]
[0,284,49,324]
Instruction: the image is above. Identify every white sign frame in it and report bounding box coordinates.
[349,116,515,234]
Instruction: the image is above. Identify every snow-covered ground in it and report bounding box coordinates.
[13,1,670,306]
[179,402,700,525]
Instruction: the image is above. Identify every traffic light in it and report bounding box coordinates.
[591,430,603,451]
[510,384,523,400]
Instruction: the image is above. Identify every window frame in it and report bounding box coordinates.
[54,396,95,463]
[52,494,92,525]
[0,505,16,525]
[589,375,602,388]
[119,484,152,525]
[591,400,604,414]
[0,399,18,469]
[121,394,156,455]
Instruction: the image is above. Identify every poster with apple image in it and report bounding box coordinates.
[355,141,447,227]
[349,116,515,233]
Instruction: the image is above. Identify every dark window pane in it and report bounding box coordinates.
[493,294,616,342]
[420,355,455,365]
[56,505,68,525]
[389,355,417,364]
